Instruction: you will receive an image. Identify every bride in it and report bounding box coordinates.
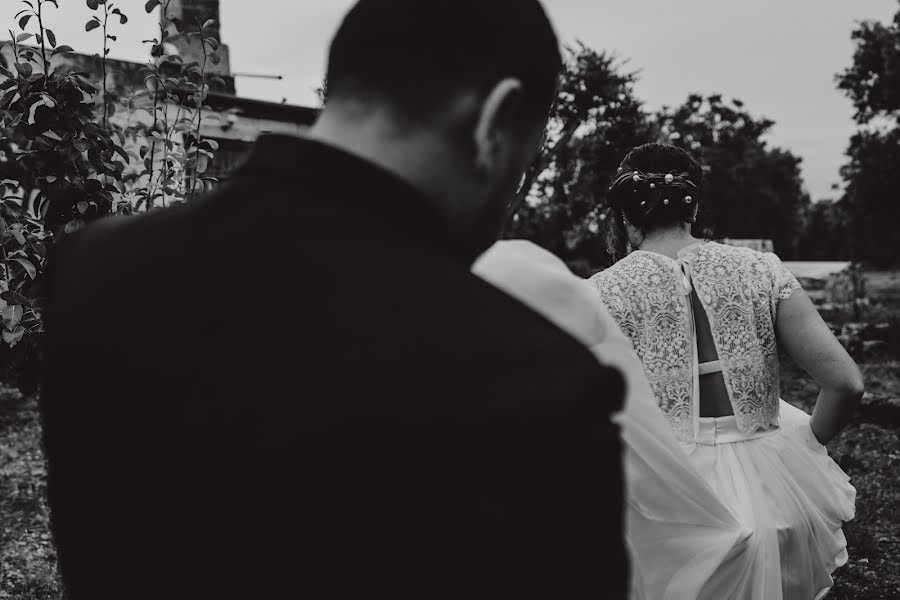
[475,240,755,599]
[474,143,861,599]
[592,142,861,599]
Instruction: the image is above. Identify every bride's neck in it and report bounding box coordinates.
[635,225,700,259]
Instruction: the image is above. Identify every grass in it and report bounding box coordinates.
[864,271,900,305]
[0,389,62,600]
[781,355,900,599]
[1,358,898,599]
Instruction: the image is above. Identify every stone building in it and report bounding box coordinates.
[161,0,233,83]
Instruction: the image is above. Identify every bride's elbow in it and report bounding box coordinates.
[838,368,865,404]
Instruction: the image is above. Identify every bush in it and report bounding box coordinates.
[0,0,221,395]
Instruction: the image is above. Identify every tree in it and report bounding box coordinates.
[796,198,851,261]
[508,50,810,272]
[0,0,222,395]
[656,94,810,258]
[505,43,655,273]
[840,129,900,268]
[836,2,900,124]
[0,0,128,395]
[836,1,900,266]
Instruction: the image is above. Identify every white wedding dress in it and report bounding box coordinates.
[472,240,854,600]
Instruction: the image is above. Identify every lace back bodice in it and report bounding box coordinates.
[590,242,802,441]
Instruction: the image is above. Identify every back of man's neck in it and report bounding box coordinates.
[309,109,434,194]
[308,106,472,236]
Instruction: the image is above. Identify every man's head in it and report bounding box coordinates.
[315,0,561,256]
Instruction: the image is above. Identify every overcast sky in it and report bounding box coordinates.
[3,0,897,200]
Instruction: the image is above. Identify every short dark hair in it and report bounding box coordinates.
[325,0,562,127]
[604,143,705,260]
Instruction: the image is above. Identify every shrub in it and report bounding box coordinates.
[0,0,220,395]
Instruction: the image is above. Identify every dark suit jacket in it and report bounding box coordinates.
[40,135,628,599]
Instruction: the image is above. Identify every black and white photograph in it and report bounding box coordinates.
[0,1,898,598]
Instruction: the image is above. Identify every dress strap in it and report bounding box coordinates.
[698,360,723,376]
[681,261,701,441]
[678,262,692,294]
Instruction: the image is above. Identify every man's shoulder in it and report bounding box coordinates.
[44,200,218,331]
[431,265,621,385]
[49,207,182,284]
[345,249,616,377]
[422,278,625,418]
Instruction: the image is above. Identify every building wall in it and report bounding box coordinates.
[161,0,231,77]
[163,0,221,33]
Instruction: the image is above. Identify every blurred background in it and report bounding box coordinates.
[0,2,899,599]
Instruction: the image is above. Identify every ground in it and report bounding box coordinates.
[781,355,900,599]
[2,367,898,599]
[2,293,900,598]
[0,389,60,600]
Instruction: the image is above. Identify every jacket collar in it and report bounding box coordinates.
[235,134,479,265]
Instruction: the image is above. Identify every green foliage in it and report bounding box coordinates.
[838,2,900,268]
[123,0,222,209]
[836,3,900,124]
[796,198,851,261]
[505,43,655,271]
[0,0,221,394]
[507,48,810,271]
[658,94,810,258]
[841,128,900,268]
[84,1,129,132]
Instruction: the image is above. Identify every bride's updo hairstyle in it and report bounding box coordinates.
[604,143,704,261]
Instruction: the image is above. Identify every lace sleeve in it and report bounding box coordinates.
[763,253,801,301]
[588,269,638,346]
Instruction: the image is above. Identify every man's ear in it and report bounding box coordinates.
[472,78,524,177]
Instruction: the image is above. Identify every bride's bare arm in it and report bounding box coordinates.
[776,289,864,444]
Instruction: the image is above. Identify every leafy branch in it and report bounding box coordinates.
[0,0,219,394]
[86,0,128,130]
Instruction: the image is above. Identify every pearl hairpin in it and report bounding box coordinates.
[665,174,674,184]
[685,196,693,203]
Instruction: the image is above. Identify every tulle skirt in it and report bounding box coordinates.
[471,242,855,599]
[591,331,855,600]
[677,400,856,600]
